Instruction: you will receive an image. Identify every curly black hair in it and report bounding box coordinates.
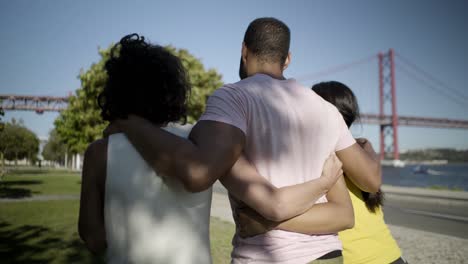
[98,33,190,125]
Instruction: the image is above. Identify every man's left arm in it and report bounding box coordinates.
[116,117,245,192]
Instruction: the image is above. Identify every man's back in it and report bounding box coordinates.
[201,73,355,263]
[105,124,212,264]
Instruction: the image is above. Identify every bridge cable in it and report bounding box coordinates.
[396,62,467,109]
[395,52,468,101]
[295,54,377,82]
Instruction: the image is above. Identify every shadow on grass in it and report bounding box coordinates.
[7,168,78,176]
[7,169,50,175]
[0,181,42,198]
[65,239,104,264]
[2,180,43,186]
[0,221,103,264]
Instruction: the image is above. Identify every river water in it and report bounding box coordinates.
[382,164,468,191]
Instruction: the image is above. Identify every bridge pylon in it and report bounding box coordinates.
[379,49,399,160]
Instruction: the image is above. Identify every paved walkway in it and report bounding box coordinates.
[2,183,465,203]
[382,185,468,201]
[210,187,468,264]
[211,192,234,223]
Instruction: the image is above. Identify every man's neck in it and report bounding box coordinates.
[247,61,286,80]
[249,68,286,80]
[255,71,286,80]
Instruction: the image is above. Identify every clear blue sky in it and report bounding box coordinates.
[1,0,467,151]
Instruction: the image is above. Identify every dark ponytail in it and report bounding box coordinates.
[361,190,384,213]
[312,81,383,212]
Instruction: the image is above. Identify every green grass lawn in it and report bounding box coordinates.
[0,169,234,264]
[0,169,81,198]
[0,200,98,264]
[210,216,235,263]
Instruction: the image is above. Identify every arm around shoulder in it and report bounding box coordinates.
[116,116,246,193]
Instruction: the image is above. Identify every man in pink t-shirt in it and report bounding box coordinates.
[115,17,381,263]
[199,72,355,263]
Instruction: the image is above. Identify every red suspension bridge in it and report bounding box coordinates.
[296,49,468,160]
[0,95,69,114]
[1,49,468,160]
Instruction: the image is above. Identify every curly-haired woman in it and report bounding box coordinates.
[78,34,212,264]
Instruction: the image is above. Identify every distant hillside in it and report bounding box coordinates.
[400,148,468,163]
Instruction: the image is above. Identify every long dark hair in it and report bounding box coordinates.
[312,81,383,213]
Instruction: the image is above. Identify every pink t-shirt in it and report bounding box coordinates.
[200,73,355,263]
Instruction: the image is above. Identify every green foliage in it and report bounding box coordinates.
[0,104,5,176]
[55,45,223,154]
[42,129,67,163]
[54,48,111,154]
[165,46,223,123]
[0,119,39,162]
[0,104,4,132]
[400,148,468,163]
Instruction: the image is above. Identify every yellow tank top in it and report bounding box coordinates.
[338,177,401,264]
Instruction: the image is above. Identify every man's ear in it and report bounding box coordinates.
[242,42,248,63]
[283,52,291,71]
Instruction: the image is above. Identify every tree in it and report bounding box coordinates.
[0,119,39,164]
[0,106,4,176]
[165,46,223,123]
[54,47,111,154]
[400,148,468,163]
[55,44,223,154]
[0,104,4,132]
[42,129,67,164]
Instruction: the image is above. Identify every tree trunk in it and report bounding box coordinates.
[0,152,4,179]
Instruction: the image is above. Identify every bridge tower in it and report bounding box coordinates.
[379,49,399,160]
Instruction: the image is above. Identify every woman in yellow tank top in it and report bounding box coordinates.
[312,81,406,264]
[237,81,408,264]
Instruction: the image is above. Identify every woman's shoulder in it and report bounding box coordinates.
[85,138,108,160]
[163,123,193,138]
[83,138,108,188]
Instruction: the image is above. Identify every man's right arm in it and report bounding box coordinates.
[334,116,381,193]
[336,142,381,193]
[237,175,354,237]
[220,154,343,221]
[274,176,354,234]
[116,116,245,192]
